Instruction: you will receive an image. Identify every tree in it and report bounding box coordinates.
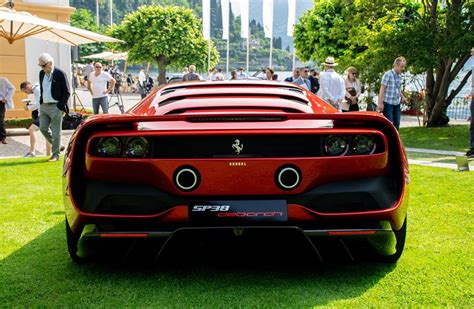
[294,0,473,126]
[70,8,107,59]
[108,5,219,84]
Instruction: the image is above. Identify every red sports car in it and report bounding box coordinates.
[63,81,409,263]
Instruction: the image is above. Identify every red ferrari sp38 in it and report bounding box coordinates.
[63,81,409,263]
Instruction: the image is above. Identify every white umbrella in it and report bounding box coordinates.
[0,7,123,45]
[82,51,128,61]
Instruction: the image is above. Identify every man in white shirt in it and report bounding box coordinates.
[318,56,345,110]
[87,62,116,114]
[138,67,146,99]
[20,81,51,157]
[0,76,15,144]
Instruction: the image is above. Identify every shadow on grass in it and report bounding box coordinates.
[1,223,396,307]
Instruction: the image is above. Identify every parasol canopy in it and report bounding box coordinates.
[0,6,124,45]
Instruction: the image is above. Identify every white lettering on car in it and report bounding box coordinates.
[192,205,230,212]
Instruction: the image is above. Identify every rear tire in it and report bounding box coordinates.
[378,217,407,263]
[66,218,85,263]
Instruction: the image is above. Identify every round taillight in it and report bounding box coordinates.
[97,137,122,157]
[324,135,349,156]
[125,137,150,158]
[352,135,376,155]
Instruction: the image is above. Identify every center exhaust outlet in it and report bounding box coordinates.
[276,165,301,190]
[174,166,200,191]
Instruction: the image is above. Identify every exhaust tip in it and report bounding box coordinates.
[276,165,301,190]
[174,166,200,191]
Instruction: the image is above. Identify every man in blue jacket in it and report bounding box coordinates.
[38,53,70,162]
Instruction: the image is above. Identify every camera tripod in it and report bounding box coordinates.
[71,64,85,113]
[108,86,125,114]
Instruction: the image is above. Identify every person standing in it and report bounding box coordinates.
[38,53,70,162]
[0,76,15,144]
[293,67,312,91]
[318,57,345,109]
[378,56,408,131]
[308,69,320,94]
[213,68,225,81]
[341,67,361,112]
[20,81,51,157]
[264,68,274,80]
[83,60,94,82]
[138,67,146,99]
[467,47,474,158]
[182,65,201,81]
[284,67,300,83]
[87,62,115,115]
[236,67,248,80]
[230,70,238,80]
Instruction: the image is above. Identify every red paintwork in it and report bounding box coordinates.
[64,81,409,238]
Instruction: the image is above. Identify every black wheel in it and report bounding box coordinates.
[378,217,407,263]
[66,218,85,263]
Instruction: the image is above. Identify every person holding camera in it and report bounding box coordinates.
[20,81,51,157]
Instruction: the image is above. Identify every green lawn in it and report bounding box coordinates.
[400,124,470,152]
[0,158,473,307]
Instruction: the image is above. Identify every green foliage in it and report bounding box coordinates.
[108,5,219,76]
[70,0,194,27]
[294,0,419,84]
[294,0,473,126]
[70,8,107,60]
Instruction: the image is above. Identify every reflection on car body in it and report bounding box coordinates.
[63,80,409,263]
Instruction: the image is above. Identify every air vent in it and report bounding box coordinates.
[159,93,309,107]
[188,116,287,122]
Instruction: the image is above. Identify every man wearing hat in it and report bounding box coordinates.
[318,56,345,109]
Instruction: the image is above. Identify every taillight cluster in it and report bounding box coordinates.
[324,135,377,156]
[95,137,150,158]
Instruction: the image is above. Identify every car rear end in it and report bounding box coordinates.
[63,82,409,263]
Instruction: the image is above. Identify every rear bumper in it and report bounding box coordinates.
[75,224,399,262]
[65,175,408,237]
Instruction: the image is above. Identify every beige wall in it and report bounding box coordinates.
[2,1,74,118]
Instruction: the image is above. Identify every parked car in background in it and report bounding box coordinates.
[63,80,409,263]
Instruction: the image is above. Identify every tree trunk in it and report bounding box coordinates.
[426,54,471,127]
[157,55,167,85]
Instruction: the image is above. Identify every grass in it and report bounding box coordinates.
[0,158,473,307]
[399,124,470,152]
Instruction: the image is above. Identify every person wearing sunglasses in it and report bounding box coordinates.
[37,53,70,162]
[341,67,361,112]
[293,67,312,91]
[87,62,116,115]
